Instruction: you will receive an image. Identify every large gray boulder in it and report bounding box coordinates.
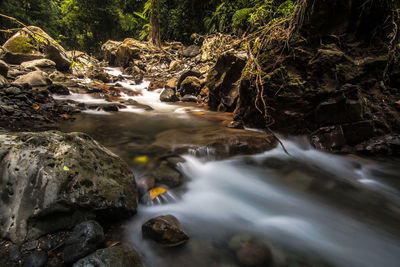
[63,221,105,264]
[12,70,52,87]
[0,131,138,244]
[1,26,70,70]
[73,244,144,267]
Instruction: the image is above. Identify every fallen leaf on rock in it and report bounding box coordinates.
[59,114,70,119]
[134,156,148,164]
[105,241,121,248]
[149,187,167,201]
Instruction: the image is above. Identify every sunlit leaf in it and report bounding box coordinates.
[105,241,121,248]
[149,187,167,201]
[134,156,148,164]
[63,166,70,171]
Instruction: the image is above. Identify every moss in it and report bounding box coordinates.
[4,35,36,54]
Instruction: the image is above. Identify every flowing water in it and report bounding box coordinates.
[56,69,400,267]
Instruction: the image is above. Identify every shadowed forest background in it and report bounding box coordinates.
[0,0,294,53]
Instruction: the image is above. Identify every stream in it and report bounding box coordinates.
[55,69,400,267]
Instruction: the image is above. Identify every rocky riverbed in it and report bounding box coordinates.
[0,26,399,267]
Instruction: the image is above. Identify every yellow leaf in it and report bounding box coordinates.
[105,241,121,248]
[134,156,148,164]
[149,187,167,201]
[32,104,39,110]
[63,166,70,171]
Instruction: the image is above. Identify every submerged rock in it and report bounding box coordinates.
[63,221,105,264]
[0,131,138,244]
[149,126,277,158]
[73,244,144,267]
[149,161,183,188]
[236,243,272,267]
[142,215,189,246]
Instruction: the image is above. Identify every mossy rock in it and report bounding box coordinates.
[3,35,37,54]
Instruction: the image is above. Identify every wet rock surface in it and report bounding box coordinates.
[0,83,76,131]
[0,59,9,76]
[142,215,189,246]
[160,87,178,102]
[0,131,138,244]
[63,221,105,264]
[73,244,144,267]
[149,126,277,158]
[22,251,48,267]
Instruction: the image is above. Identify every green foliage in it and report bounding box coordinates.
[232,8,254,35]
[0,0,295,52]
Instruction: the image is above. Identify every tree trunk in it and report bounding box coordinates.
[149,0,161,47]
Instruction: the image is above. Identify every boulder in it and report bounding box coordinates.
[21,59,56,70]
[206,51,247,111]
[101,40,122,66]
[2,26,70,70]
[142,215,189,246]
[73,244,144,267]
[165,78,178,89]
[0,59,9,76]
[13,70,52,87]
[114,38,147,67]
[179,76,202,96]
[0,131,138,244]
[182,45,201,57]
[67,50,101,75]
[160,88,178,102]
[63,221,105,264]
[49,71,67,82]
[177,70,201,90]
[44,45,71,71]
